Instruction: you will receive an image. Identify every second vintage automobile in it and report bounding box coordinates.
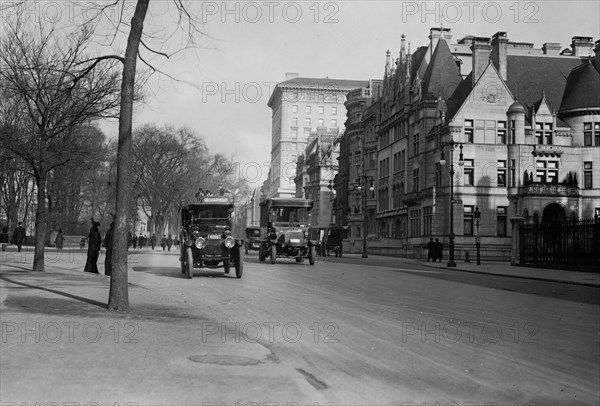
[179,195,244,279]
[258,197,317,265]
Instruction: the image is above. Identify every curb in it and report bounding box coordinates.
[421,263,600,287]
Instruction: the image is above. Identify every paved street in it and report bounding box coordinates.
[1,247,599,405]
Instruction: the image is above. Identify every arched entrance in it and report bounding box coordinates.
[542,203,566,224]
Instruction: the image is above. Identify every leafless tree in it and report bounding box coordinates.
[0,15,122,272]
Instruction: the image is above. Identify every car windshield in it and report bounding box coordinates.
[270,207,308,227]
[184,205,231,225]
[246,229,260,237]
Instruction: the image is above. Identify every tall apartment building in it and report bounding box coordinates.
[266,74,367,198]
[338,27,600,259]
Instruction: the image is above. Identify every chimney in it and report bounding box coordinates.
[571,36,593,56]
[542,42,561,55]
[471,37,491,86]
[595,40,600,74]
[429,27,452,58]
[491,31,508,80]
[285,72,299,81]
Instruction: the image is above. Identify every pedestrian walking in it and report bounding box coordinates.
[12,222,26,252]
[167,234,173,252]
[84,219,102,274]
[434,238,444,262]
[150,233,157,250]
[138,233,144,249]
[427,238,435,262]
[161,235,167,251]
[132,234,138,249]
[0,227,9,252]
[104,222,114,277]
[55,229,64,250]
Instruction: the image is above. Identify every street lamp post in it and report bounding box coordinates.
[475,206,481,265]
[360,177,374,258]
[439,140,464,268]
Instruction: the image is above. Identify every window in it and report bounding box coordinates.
[497,160,507,187]
[510,159,516,187]
[423,206,432,236]
[497,206,507,236]
[497,121,507,144]
[410,209,421,237]
[435,163,442,187]
[464,120,474,143]
[305,118,311,127]
[463,159,474,186]
[535,160,559,184]
[305,106,311,114]
[332,107,337,115]
[331,119,337,127]
[292,117,298,126]
[304,128,311,138]
[318,106,324,114]
[318,118,324,127]
[510,120,516,144]
[292,105,298,113]
[412,168,419,192]
[584,122,600,146]
[412,133,419,156]
[291,128,298,138]
[463,205,474,236]
[584,162,593,189]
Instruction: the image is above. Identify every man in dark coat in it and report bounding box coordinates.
[434,238,444,262]
[84,220,102,274]
[150,233,157,250]
[427,238,435,262]
[104,222,114,277]
[12,222,26,252]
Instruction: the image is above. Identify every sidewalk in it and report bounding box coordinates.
[0,246,329,405]
[340,252,600,287]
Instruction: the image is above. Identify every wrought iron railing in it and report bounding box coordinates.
[519,216,600,266]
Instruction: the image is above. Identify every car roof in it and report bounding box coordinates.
[260,197,313,208]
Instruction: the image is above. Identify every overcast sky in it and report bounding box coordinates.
[88,0,600,187]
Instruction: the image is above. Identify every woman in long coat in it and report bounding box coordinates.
[55,229,64,250]
[84,220,102,274]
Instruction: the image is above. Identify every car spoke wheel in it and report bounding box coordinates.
[185,248,193,279]
[270,244,277,264]
[309,246,316,265]
[235,246,244,278]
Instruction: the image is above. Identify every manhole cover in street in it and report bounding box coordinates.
[188,354,261,366]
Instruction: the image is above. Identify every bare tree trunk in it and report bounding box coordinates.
[108,0,150,311]
[33,174,46,272]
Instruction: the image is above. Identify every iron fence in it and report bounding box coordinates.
[519,215,600,266]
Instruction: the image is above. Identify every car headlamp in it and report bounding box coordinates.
[224,236,235,248]
[194,237,205,249]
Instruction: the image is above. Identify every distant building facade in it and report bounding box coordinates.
[294,127,340,227]
[338,28,600,259]
[266,74,368,198]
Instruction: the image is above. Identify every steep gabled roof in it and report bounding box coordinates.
[559,62,600,114]
[445,72,473,121]
[410,46,428,81]
[505,54,588,112]
[421,39,463,100]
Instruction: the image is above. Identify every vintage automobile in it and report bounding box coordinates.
[244,226,261,254]
[179,196,244,279]
[258,197,317,265]
[308,226,347,257]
